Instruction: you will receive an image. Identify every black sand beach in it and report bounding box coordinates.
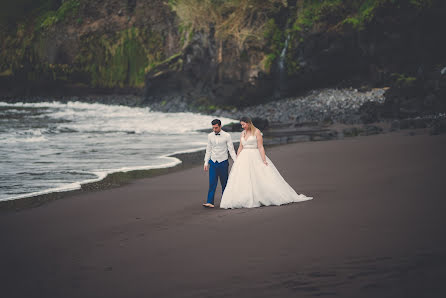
[1,131,446,298]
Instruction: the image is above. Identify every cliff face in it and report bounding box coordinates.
[1,0,445,115]
[145,0,446,112]
[0,0,180,95]
[281,0,446,118]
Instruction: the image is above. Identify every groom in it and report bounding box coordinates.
[203,119,237,208]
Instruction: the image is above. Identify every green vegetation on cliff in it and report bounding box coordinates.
[279,0,438,75]
[0,0,442,94]
[0,0,173,90]
[36,0,80,30]
[75,27,163,88]
[262,18,284,73]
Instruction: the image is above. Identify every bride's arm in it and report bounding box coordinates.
[256,129,268,165]
[237,133,244,156]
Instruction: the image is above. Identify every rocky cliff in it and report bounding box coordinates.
[145,0,446,116]
[1,0,445,118]
[0,0,180,95]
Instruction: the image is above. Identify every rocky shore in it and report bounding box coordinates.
[2,85,445,143]
[147,86,446,142]
[219,88,387,125]
[1,87,387,125]
[147,88,385,124]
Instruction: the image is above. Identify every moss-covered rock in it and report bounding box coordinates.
[0,0,179,94]
[73,27,164,88]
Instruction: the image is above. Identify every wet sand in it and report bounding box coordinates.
[1,131,446,298]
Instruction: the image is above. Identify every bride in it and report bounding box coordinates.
[220,116,313,209]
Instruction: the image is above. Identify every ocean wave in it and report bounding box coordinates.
[0,157,184,202]
[0,142,216,202]
[1,181,89,202]
[0,129,48,144]
[0,101,236,135]
[0,108,32,114]
[0,100,237,202]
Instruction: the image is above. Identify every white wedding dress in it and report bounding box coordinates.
[220,134,313,209]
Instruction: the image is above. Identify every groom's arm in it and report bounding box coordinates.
[204,134,211,171]
[226,134,237,162]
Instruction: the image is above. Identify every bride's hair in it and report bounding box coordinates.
[240,116,257,136]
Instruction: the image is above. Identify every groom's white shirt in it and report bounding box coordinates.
[204,130,237,166]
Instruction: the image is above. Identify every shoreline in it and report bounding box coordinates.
[1,93,444,212]
[0,148,207,213]
[0,124,436,213]
[0,127,343,212]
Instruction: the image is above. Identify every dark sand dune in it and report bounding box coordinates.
[1,131,446,298]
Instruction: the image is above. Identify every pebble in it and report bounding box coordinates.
[218,88,386,125]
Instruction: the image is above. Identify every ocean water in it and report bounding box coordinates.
[0,101,236,202]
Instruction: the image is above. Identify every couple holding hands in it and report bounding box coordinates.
[203,116,312,209]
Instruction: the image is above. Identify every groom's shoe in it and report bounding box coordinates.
[202,203,215,208]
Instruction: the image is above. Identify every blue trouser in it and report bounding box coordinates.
[207,159,229,204]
